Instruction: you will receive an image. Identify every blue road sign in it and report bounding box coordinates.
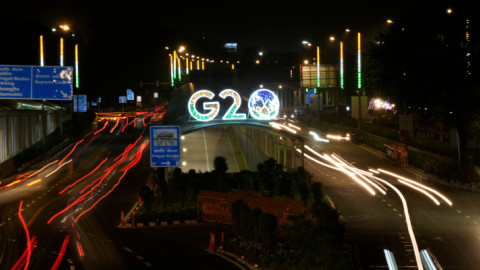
[73,95,87,112]
[305,89,316,104]
[150,126,181,167]
[127,89,134,100]
[0,65,72,100]
[119,96,127,103]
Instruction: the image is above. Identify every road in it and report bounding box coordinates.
[283,119,480,270]
[0,108,243,270]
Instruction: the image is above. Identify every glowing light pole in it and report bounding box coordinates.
[340,41,344,90]
[169,54,174,86]
[60,37,64,66]
[357,32,362,90]
[75,44,79,88]
[173,50,177,80]
[357,32,362,129]
[39,35,44,66]
[316,46,320,88]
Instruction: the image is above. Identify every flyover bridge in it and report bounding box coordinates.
[156,83,305,170]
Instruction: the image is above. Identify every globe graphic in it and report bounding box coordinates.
[248,89,280,120]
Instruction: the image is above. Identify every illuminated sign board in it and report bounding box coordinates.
[188,88,279,121]
[150,126,181,167]
[0,65,72,100]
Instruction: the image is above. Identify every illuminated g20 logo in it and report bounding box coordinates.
[188,89,280,121]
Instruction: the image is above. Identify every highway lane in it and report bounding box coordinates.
[0,112,154,269]
[0,109,247,270]
[285,119,480,269]
[180,126,244,173]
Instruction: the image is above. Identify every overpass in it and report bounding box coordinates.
[157,83,305,170]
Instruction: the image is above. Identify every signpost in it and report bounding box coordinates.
[119,96,126,112]
[0,65,73,100]
[127,89,134,101]
[73,95,87,112]
[150,126,181,167]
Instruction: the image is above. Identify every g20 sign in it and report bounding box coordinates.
[188,89,280,121]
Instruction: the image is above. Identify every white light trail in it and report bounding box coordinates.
[398,179,440,205]
[287,123,301,131]
[377,168,453,206]
[375,177,424,270]
[309,131,330,142]
[330,154,386,195]
[269,122,297,134]
[45,159,72,178]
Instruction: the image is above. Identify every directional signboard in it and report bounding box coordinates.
[0,65,73,100]
[119,96,127,103]
[73,95,87,112]
[127,89,134,100]
[150,126,181,167]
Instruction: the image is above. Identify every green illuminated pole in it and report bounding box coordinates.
[316,46,320,88]
[357,32,362,130]
[169,54,174,86]
[340,41,344,90]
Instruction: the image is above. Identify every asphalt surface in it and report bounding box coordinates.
[0,111,243,270]
[293,120,480,270]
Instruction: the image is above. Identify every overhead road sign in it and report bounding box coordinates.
[73,95,87,112]
[150,126,181,167]
[0,65,73,100]
[127,89,134,100]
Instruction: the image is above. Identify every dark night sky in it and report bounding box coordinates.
[0,1,475,102]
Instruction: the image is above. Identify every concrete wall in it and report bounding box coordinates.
[0,110,63,165]
[231,126,299,171]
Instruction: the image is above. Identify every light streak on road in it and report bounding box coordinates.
[75,140,150,222]
[47,197,87,224]
[287,123,301,131]
[122,118,129,133]
[303,145,381,195]
[94,121,109,135]
[51,235,70,270]
[377,168,453,206]
[76,240,85,257]
[330,154,387,195]
[321,154,377,196]
[398,179,441,205]
[374,176,424,270]
[326,134,350,141]
[59,157,108,194]
[299,147,427,269]
[11,236,37,270]
[45,159,72,178]
[309,131,330,142]
[27,179,42,186]
[18,200,32,270]
[269,122,297,134]
[109,118,120,133]
[59,139,84,165]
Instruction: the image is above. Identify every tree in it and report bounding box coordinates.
[214,156,228,173]
[258,212,277,256]
[257,158,284,195]
[139,185,154,212]
[364,6,480,176]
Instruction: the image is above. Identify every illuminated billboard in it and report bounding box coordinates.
[300,64,338,89]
